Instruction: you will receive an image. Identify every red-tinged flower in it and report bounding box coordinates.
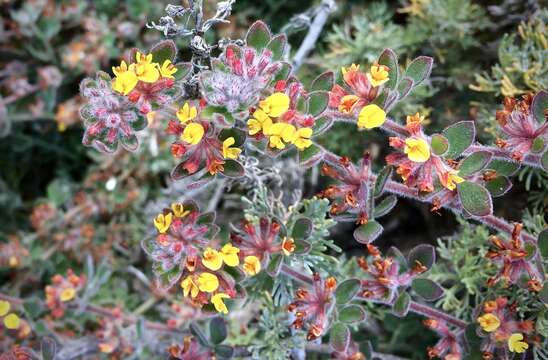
[495,93,547,161]
[485,223,542,287]
[96,308,133,356]
[423,319,463,360]
[230,217,287,260]
[127,77,178,115]
[0,236,29,268]
[328,64,374,114]
[386,113,465,196]
[288,273,337,341]
[358,245,426,304]
[168,336,213,360]
[318,153,373,224]
[477,297,536,356]
[45,269,86,318]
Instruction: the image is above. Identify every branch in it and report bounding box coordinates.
[291,0,336,73]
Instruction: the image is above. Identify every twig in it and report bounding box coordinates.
[291,0,336,73]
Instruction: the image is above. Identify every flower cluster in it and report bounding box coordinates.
[485,223,542,288]
[167,102,243,177]
[386,113,465,193]
[476,297,536,357]
[288,273,337,341]
[358,244,427,303]
[44,269,86,318]
[423,319,463,360]
[329,63,389,129]
[143,202,259,314]
[230,217,295,264]
[96,307,133,356]
[495,93,547,161]
[200,45,282,115]
[318,153,373,224]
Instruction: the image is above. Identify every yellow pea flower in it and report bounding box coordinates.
[202,247,223,271]
[222,137,242,159]
[60,287,76,302]
[265,123,296,150]
[3,313,20,330]
[477,313,500,332]
[442,170,465,191]
[292,127,313,150]
[404,137,431,163]
[158,60,177,79]
[220,243,240,267]
[357,104,386,129]
[243,256,261,276]
[259,92,290,117]
[338,95,360,114]
[211,293,231,314]
[341,63,360,75]
[181,123,205,145]
[132,52,160,83]
[177,103,198,124]
[154,212,173,234]
[171,203,190,218]
[111,60,138,95]
[181,275,199,298]
[197,272,219,293]
[508,333,528,353]
[367,63,390,87]
[0,300,10,316]
[281,237,295,256]
[248,108,273,135]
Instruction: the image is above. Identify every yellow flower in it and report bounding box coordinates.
[0,300,10,316]
[367,63,390,87]
[220,243,240,267]
[265,123,296,149]
[477,313,500,332]
[9,256,19,268]
[132,52,160,83]
[3,313,20,330]
[171,203,190,218]
[181,275,199,298]
[259,92,290,117]
[404,137,431,163]
[181,123,205,145]
[281,237,295,256]
[60,287,76,302]
[341,63,360,75]
[177,103,198,123]
[357,104,386,129]
[292,127,313,150]
[202,247,223,271]
[442,170,465,191]
[154,212,173,234]
[243,256,261,276]
[222,137,242,159]
[211,293,231,314]
[338,95,360,114]
[248,108,273,135]
[158,60,177,79]
[508,333,528,353]
[197,272,219,293]
[111,60,138,95]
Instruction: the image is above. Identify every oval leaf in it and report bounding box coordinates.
[336,279,361,304]
[442,121,476,159]
[311,71,335,92]
[374,166,393,198]
[457,181,492,217]
[458,151,493,176]
[353,220,383,244]
[373,195,397,218]
[246,21,271,51]
[307,91,329,117]
[484,176,512,197]
[431,134,449,156]
[338,305,366,324]
[404,56,433,87]
[411,278,444,301]
[329,322,350,352]
[392,292,410,317]
[210,317,228,344]
[408,244,436,270]
[377,48,399,90]
[292,217,312,240]
[532,90,548,123]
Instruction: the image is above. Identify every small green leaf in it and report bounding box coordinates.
[377,48,399,90]
[484,176,512,197]
[442,121,475,159]
[150,40,177,64]
[408,244,436,270]
[221,160,244,178]
[486,158,520,176]
[353,220,383,244]
[40,337,57,360]
[311,115,334,135]
[374,166,393,198]
[430,134,449,156]
[404,56,433,87]
[336,279,361,304]
[311,71,335,92]
[373,195,397,218]
[266,253,283,276]
[397,77,413,99]
[329,322,350,352]
[457,181,492,217]
[531,137,545,153]
[210,317,228,344]
[338,305,366,323]
[174,62,193,80]
[23,298,43,320]
[267,34,287,61]
[458,151,492,176]
[292,217,312,240]
[539,229,548,259]
[246,21,271,51]
[214,345,235,359]
[532,90,548,123]
[273,62,291,82]
[412,278,444,301]
[392,292,410,317]
[307,91,329,116]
